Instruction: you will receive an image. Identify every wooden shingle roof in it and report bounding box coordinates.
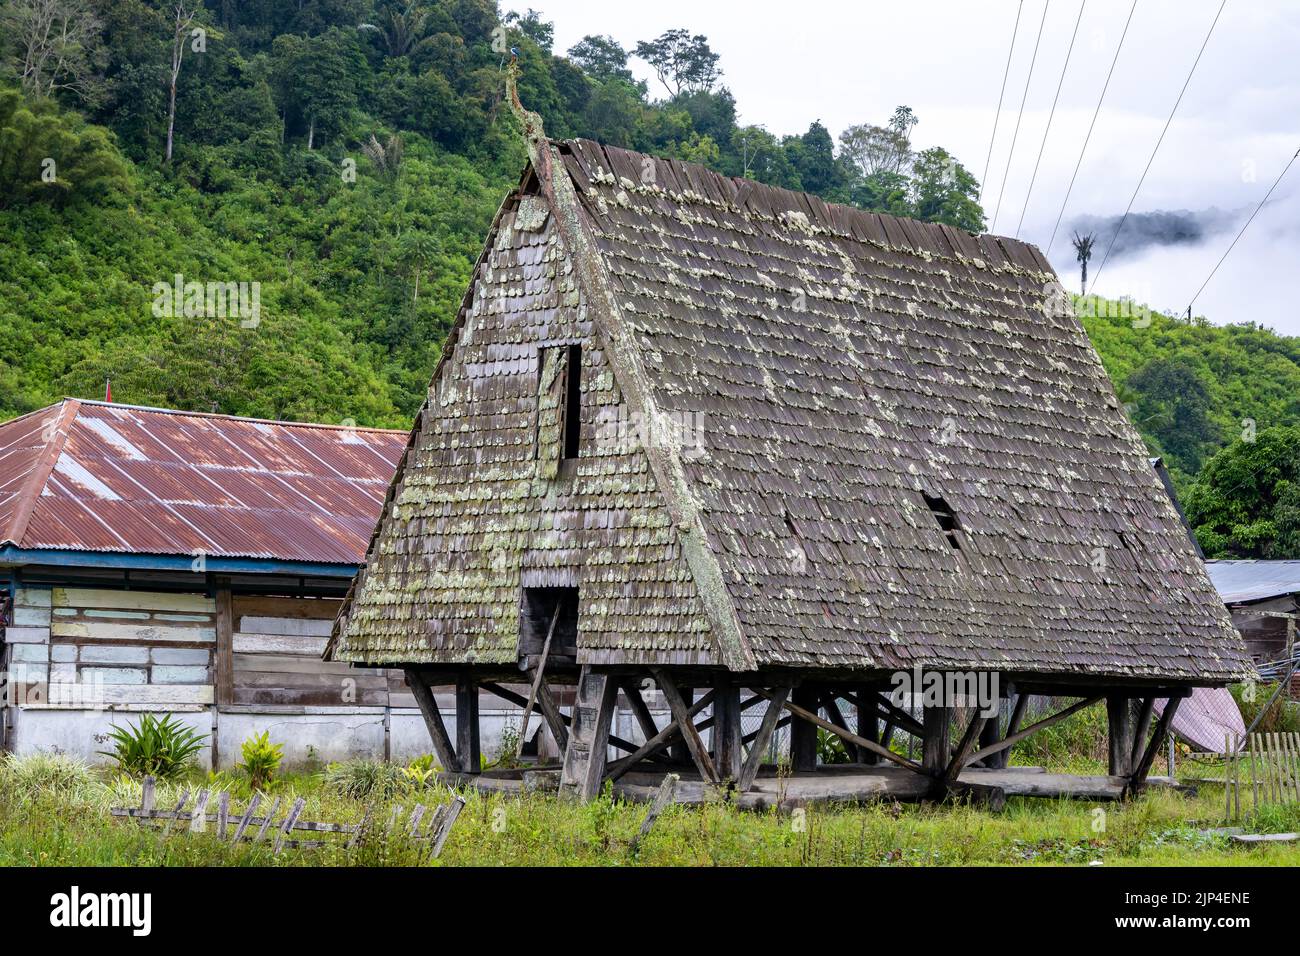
[331,134,1252,682]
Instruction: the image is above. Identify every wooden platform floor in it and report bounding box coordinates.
[440,763,1192,810]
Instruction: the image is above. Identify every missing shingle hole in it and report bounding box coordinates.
[922,491,962,550]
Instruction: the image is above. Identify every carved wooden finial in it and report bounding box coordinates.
[505,57,552,191]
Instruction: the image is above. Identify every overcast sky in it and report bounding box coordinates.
[523,0,1300,335]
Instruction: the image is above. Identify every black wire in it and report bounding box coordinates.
[1046,0,1138,257]
[991,0,1051,233]
[1091,0,1228,291]
[980,0,1025,205]
[1015,0,1087,239]
[1186,147,1300,313]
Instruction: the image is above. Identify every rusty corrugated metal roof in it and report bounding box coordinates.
[0,399,406,565]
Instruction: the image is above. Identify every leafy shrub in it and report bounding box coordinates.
[0,752,96,801]
[401,754,438,789]
[321,760,406,800]
[816,728,851,764]
[237,732,284,791]
[1231,682,1300,735]
[98,715,207,780]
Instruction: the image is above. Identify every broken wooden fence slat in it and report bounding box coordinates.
[231,791,261,843]
[254,796,282,843]
[628,774,677,856]
[115,786,464,857]
[273,798,306,854]
[428,795,465,860]
[161,790,190,838]
[189,789,212,833]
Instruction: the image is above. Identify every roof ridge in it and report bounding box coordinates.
[542,138,756,672]
[2,398,81,547]
[68,398,407,434]
[556,137,1054,274]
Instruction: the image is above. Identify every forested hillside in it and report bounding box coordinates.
[2,0,1299,557]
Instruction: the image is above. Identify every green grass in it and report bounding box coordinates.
[2,752,1298,867]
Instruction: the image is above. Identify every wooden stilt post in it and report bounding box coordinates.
[976,705,1001,768]
[712,683,742,781]
[405,668,458,773]
[854,684,878,763]
[922,703,950,776]
[790,685,819,772]
[1107,695,1135,776]
[455,673,480,774]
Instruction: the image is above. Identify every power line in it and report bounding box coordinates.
[990,0,1051,233]
[980,0,1025,205]
[1046,0,1138,257]
[1090,0,1227,291]
[1015,0,1087,238]
[1186,146,1300,313]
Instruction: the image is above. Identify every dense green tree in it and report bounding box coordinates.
[1185,427,1300,558]
[1126,356,1222,475]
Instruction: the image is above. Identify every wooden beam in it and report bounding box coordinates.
[606,689,717,782]
[455,674,480,774]
[515,605,560,758]
[622,680,660,743]
[737,687,789,792]
[480,680,653,759]
[1129,697,1183,795]
[944,713,988,785]
[1130,696,1156,768]
[872,693,926,738]
[404,668,458,773]
[754,688,925,774]
[961,696,1104,769]
[652,669,719,785]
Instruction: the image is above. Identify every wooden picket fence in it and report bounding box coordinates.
[1224,732,1300,822]
[111,775,465,860]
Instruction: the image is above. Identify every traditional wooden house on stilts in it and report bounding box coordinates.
[325,66,1254,807]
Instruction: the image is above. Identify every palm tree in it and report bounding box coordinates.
[359,1,433,58]
[1072,231,1096,295]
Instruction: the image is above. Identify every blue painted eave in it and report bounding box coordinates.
[0,545,360,578]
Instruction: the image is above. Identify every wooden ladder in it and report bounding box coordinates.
[559,667,616,799]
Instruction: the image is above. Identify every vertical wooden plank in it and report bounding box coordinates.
[217,791,230,839]
[455,673,480,774]
[213,584,235,708]
[789,685,819,772]
[141,776,156,814]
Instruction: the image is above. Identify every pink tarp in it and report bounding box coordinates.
[1155,687,1245,753]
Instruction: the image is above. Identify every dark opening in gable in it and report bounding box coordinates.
[922,491,962,550]
[519,586,578,667]
[563,344,581,460]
